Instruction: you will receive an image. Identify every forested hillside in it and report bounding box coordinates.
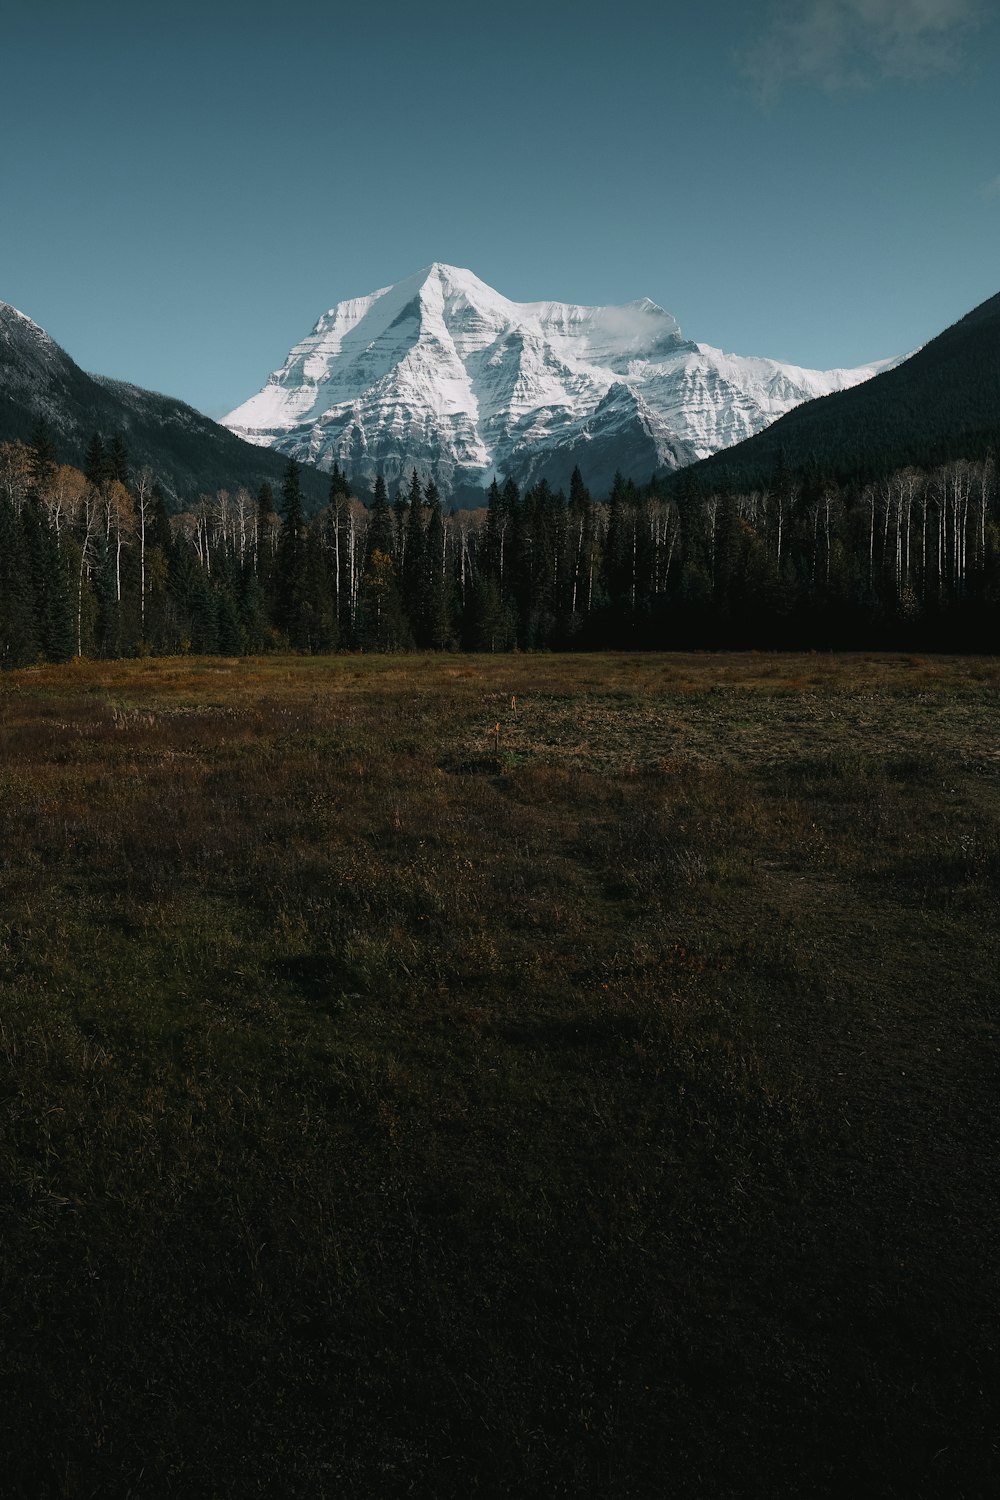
[0,302,330,509]
[2,415,998,667]
[680,291,1000,492]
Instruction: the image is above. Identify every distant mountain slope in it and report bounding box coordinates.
[680,291,1000,492]
[223,262,901,497]
[515,382,698,494]
[0,301,331,510]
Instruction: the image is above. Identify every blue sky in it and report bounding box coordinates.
[2,0,998,417]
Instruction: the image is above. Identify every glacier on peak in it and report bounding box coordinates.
[223,264,903,497]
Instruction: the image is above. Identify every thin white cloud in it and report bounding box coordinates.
[982,173,1000,196]
[744,0,988,100]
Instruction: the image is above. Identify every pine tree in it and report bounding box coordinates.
[568,466,589,511]
[466,578,516,651]
[328,463,350,501]
[300,525,337,653]
[357,549,411,652]
[216,584,244,655]
[365,475,395,563]
[237,564,271,654]
[481,478,503,585]
[22,501,73,661]
[274,459,308,646]
[84,433,109,489]
[190,570,220,654]
[151,484,172,552]
[422,484,455,649]
[29,420,58,496]
[402,469,427,637]
[713,493,743,606]
[393,485,408,570]
[602,471,627,610]
[90,528,120,657]
[0,499,39,666]
[109,434,130,488]
[168,542,219,654]
[256,482,275,537]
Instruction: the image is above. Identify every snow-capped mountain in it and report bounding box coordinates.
[223,263,903,496]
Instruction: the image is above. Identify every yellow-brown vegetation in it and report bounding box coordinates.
[1,652,998,1497]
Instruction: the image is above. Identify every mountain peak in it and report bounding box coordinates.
[0,300,57,347]
[400,262,504,306]
[223,265,899,497]
[423,261,480,284]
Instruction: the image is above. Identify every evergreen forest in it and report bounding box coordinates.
[2,420,999,668]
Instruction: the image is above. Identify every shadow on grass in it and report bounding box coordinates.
[493,1014,643,1049]
[266,953,361,1001]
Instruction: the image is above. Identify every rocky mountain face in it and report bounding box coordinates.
[224,263,902,498]
[0,301,330,509]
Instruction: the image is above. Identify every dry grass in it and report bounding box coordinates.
[1,652,998,1498]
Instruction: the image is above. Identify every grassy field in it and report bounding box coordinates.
[1,651,998,1498]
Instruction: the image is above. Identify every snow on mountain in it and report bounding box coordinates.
[223,264,903,496]
[0,301,57,345]
[514,383,699,496]
[0,298,76,417]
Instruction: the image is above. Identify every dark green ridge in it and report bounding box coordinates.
[0,302,332,512]
[669,289,1000,495]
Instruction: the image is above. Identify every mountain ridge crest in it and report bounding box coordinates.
[224,265,902,495]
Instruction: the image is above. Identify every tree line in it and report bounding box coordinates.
[2,421,999,667]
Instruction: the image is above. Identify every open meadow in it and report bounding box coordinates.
[1,651,998,1498]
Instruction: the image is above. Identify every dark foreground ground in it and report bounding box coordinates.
[1,652,997,1498]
